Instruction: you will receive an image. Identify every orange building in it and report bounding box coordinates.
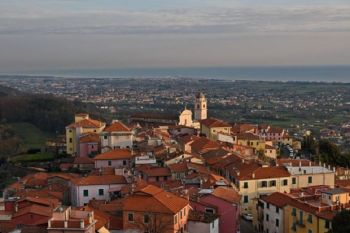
[122,184,190,233]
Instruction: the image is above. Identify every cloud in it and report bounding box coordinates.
[1,4,350,35]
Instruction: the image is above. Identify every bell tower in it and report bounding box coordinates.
[194,92,207,120]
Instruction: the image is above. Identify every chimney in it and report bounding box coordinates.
[299,160,302,167]
[309,161,312,166]
[328,165,331,170]
[252,173,255,179]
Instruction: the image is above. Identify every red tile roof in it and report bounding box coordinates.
[142,167,171,177]
[123,185,188,214]
[94,149,133,160]
[68,118,104,129]
[103,121,131,132]
[72,175,127,186]
[79,133,100,143]
[190,137,221,153]
[73,156,94,164]
[261,192,294,208]
[211,187,240,204]
[13,204,53,218]
[200,118,231,128]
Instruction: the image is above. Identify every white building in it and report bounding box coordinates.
[258,192,291,233]
[194,92,207,121]
[188,211,219,233]
[179,108,193,127]
[70,175,127,206]
[100,120,133,153]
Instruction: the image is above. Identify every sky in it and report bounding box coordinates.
[1,0,350,72]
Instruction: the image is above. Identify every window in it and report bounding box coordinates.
[243,182,248,189]
[243,195,249,203]
[276,219,279,227]
[283,179,288,186]
[266,203,270,209]
[325,220,330,229]
[164,176,168,181]
[276,207,279,213]
[261,181,267,188]
[266,214,269,221]
[308,214,312,223]
[104,135,107,140]
[183,208,186,216]
[269,180,276,187]
[308,176,313,184]
[205,208,214,214]
[174,215,178,224]
[108,160,112,166]
[156,176,159,181]
[128,213,134,222]
[98,189,104,196]
[180,210,183,219]
[292,177,296,185]
[144,214,149,224]
[69,138,72,143]
[308,230,312,233]
[83,190,89,197]
[292,208,296,216]
[123,160,127,166]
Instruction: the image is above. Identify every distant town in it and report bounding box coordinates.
[1,78,350,233]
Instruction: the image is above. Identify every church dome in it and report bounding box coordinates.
[181,109,192,115]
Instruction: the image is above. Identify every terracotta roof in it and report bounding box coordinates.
[18,196,59,208]
[94,149,133,160]
[72,175,127,186]
[74,156,94,164]
[142,167,171,177]
[190,137,221,153]
[68,118,104,129]
[79,133,100,143]
[200,118,231,128]
[168,162,189,173]
[13,204,53,218]
[267,127,284,134]
[103,121,131,132]
[261,192,294,208]
[123,185,188,214]
[211,187,240,204]
[335,179,350,188]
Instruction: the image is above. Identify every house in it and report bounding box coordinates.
[94,149,134,169]
[138,166,172,183]
[277,159,335,189]
[66,113,105,156]
[258,192,292,233]
[200,118,231,141]
[73,156,95,171]
[188,210,219,233]
[235,132,265,152]
[190,187,240,233]
[79,133,99,157]
[48,206,97,233]
[101,120,133,152]
[122,184,190,233]
[264,144,277,159]
[227,161,291,214]
[70,175,127,206]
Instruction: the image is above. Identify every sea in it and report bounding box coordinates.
[2,66,350,83]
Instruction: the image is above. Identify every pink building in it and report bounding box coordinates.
[94,149,133,169]
[79,133,99,157]
[191,187,240,233]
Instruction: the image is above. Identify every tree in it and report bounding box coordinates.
[133,212,177,233]
[332,210,350,233]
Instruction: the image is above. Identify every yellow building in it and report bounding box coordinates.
[200,118,231,141]
[235,132,266,151]
[66,113,105,155]
[228,162,291,214]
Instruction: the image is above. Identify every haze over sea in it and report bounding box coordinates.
[2,66,350,83]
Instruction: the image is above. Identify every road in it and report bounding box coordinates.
[240,219,257,233]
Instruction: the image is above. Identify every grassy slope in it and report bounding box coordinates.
[9,122,53,150]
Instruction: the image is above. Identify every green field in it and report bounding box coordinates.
[9,122,53,150]
[11,152,55,162]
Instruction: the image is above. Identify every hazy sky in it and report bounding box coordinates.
[1,0,350,72]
